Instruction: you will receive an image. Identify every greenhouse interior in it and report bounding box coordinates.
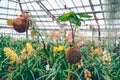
[0,0,120,80]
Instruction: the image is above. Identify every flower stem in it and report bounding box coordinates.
[69,21,74,44]
[67,63,71,80]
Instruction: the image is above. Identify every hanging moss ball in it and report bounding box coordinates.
[66,45,81,64]
[12,13,29,33]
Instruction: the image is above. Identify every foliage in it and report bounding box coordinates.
[1,10,120,79]
[0,35,120,80]
[0,11,119,80]
[57,11,92,26]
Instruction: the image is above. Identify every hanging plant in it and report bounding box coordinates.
[12,13,30,33]
[57,11,92,80]
[57,11,92,64]
[66,45,81,64]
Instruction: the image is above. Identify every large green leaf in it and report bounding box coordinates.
[69,13,79,21]
[69,13,82,26]
[78,14,92,18]
[57,11,83,26]
[57,11,75,21]
[63,11,75,18]
[57,15,69,22]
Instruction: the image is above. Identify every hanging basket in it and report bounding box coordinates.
[12,13,30,33]
[66,45,81,64]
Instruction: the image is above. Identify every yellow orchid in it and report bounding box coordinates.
[53,45,64,52]
[53,46,58,52]
[58,45,64,51]
[4,47,18,64]
[26,42,34,54]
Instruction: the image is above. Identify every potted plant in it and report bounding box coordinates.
[57,11,92,64]
[57,11,92,80]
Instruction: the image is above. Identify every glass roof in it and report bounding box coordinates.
[0,0,120,39]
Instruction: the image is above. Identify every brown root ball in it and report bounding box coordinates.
[12,13,29,33]
[66,45,81,64]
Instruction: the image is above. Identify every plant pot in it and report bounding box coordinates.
[12,13,30,33]
[66,45,81,64]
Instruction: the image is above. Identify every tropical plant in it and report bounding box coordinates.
[57,11,92,44]
[57,11,92,80]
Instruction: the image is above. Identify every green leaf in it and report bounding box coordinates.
[69,14,79,21]
[30,70,35,80]
[57,11,92,26]
[57,11,75,21]
[70,19,81,26]
[57,15,69,22]
[69,14,82,26]
[94,67,100,80]
[78,14,92,18]
[46,71,57,80]
[63,11,75,17]
[76,21,81,26]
